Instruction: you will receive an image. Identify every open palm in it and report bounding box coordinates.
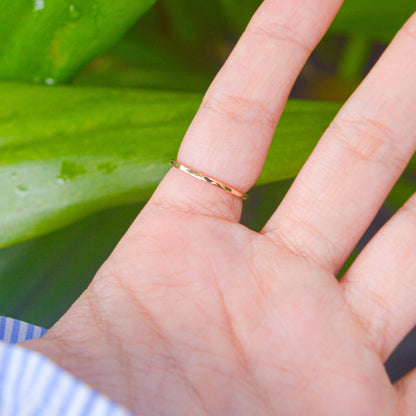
[23,1,416,415]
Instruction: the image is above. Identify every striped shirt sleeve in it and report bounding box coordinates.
[0,316,136,416]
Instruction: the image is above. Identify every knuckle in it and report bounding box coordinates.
[201,92,277,129]
[327,112,408,172]
[246,21,312,54]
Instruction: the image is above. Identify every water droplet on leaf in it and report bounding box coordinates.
[69,4,81,20]
[33,0,45,11]
[59,160,87,181]
[97,162,117,175]
[16,185,28,196]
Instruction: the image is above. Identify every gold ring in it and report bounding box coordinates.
[169,160,248,200]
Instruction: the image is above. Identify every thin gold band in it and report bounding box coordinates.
[169,160,248,200]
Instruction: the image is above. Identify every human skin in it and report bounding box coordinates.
[22,0,416,415]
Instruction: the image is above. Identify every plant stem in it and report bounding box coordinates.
[338,35,371,81]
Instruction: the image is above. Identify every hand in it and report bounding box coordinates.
[23,1,416,415]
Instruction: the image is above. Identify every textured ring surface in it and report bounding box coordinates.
[169,160,248,200]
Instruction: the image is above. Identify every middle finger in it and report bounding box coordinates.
[152,0,343,221]
[263,13,416,273]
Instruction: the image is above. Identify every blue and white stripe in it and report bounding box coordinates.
[0,316,47,344]
[0,316,136,416]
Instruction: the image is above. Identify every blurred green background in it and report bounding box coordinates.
[0,0,415,332]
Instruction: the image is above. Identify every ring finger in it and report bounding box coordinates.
[151,0,343,221]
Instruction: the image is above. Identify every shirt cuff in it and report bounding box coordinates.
[0,316,136,416]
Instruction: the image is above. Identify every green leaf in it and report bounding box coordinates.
[0,83,199,247]
[385,177,416,212]
[74,31,215,91]
[159,0,228,47]
[386,155,416,211]
[408,153,416,173]
[73,2,230,91]
[75,60,214,92]
[219,0,260,34]
[0,82,340,248]
[0,203,141,327]
[219,0,414,42]
[330,0,415,42]
[0,0,157,84]
[241,179,293,232]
